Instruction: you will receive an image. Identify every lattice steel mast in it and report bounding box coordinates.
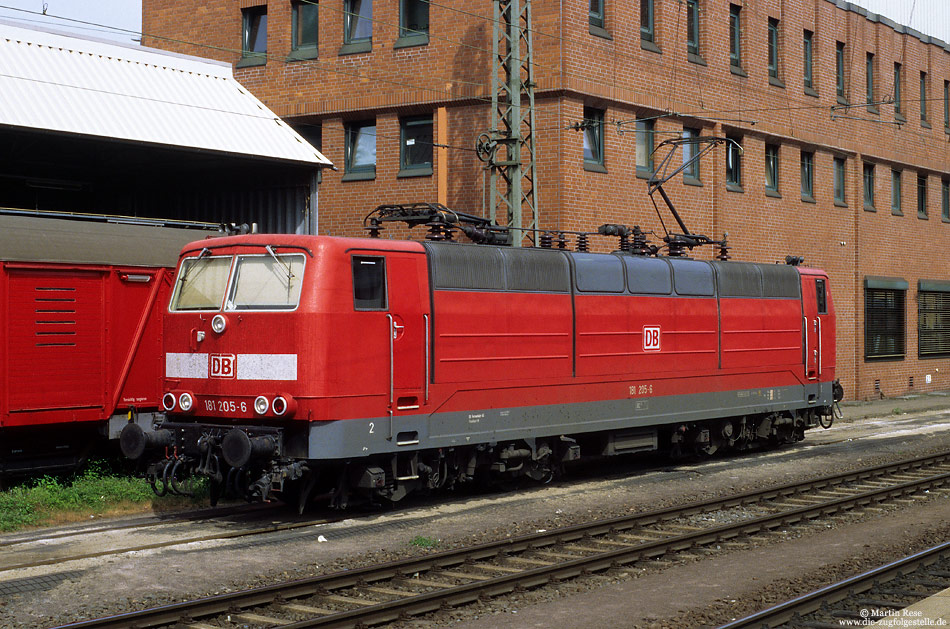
[477,0,540,247]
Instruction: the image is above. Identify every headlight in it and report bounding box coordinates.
[162,392,176,412]
[211,314,227,334]
[254,395,269,415]
[272,396,288,416]
[179,392,194,412]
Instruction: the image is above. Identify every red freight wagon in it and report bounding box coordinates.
[124,228,841,510]
[0,215,214,477]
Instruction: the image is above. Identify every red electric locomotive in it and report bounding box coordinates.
[0,214,217,478]
[122,206,841,510]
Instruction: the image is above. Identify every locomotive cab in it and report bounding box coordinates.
[122,235,431,505]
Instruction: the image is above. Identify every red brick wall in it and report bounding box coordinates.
[142,0,950,400]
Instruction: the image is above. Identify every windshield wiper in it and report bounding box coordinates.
[180,247,211,283]
[265,245,295,283]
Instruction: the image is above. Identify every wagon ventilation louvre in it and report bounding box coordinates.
[34,286,78,348]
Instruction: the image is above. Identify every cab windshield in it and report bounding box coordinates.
[170,256,232,311]
[226,254,305,310]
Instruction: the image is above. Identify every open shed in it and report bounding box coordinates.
[0,20,332,233]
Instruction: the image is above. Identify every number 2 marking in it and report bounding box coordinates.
[368,422,375,434]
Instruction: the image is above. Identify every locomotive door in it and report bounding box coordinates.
[800,276,826,380]
[382,252,429,426]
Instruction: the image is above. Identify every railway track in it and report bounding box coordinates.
[52,451,950,629]
[0,505,342,574]
[719,540,950,628]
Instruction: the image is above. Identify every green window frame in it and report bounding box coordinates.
[729,4,741,69]
[835,41,846,101]
[865,282,906,361]
[591,0,605,30]
[894,63,903,116]
[765,144,779,193]
[943,178,950,221]
[726,135,742,188]
[918,174,928,218]
[803,30,814,91]
[582,106,605,170]
[682,127,700,182]
[636,119,654,175]
[891,169,902,215]
[686,0,700,57]
[399,115,433,176]
[640,0,654,44]
[919,283,950,358]
[767,18,779,80]
[800,150,814,200]
[343,120,376,180]
[397,0,429,46]
[240,5,267,64]
[289,1,318,60]
[834,157,846,204]
[344,0,372,45]
[863,163,875,209]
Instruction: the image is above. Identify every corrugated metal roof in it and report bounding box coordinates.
[0,215,217,267]
[0,21,332,167]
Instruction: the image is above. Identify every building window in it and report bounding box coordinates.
[344,120,376,179]
[582,106,605,170]
[920,71,929,124]
[863,163,875,209]
[944,80,949,129]
[241,5,267,60]
[803,30,814,92]
[686,0,699,57]
[726,135,742,189]
[682,127,700,182]
[290,1,318,57]
[894,62,903,117]
[834,157,846,204]
[729,5,742,69]
[919,288,950,358]
[943,178,950,221]
[865,52,874,109]
[765,144,779,193]
[801,150,814,200]
[590,0,605,30]
[399,0,429,43]
[835,41,846,101]
[865,285,905,360]
[767,18,779,81]
[891,169,902,215]
[344,0,372,45]
[636,119,654,175]
[640,0,654,45]
[918,173,928,218]
[399,115,433,176]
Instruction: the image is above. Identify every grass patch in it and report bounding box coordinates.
[0,460,208,532]
[408,535,440,549]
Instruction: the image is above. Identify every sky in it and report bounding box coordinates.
[0,1,945,49]
[0,1,142,44]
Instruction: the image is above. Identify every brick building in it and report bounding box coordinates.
[141,0,950,401]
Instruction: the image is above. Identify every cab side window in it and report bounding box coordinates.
[352,256,387,310]
[815,278,827,314]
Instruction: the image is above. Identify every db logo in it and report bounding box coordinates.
[210,354,236,378]
[642,326,661,352]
